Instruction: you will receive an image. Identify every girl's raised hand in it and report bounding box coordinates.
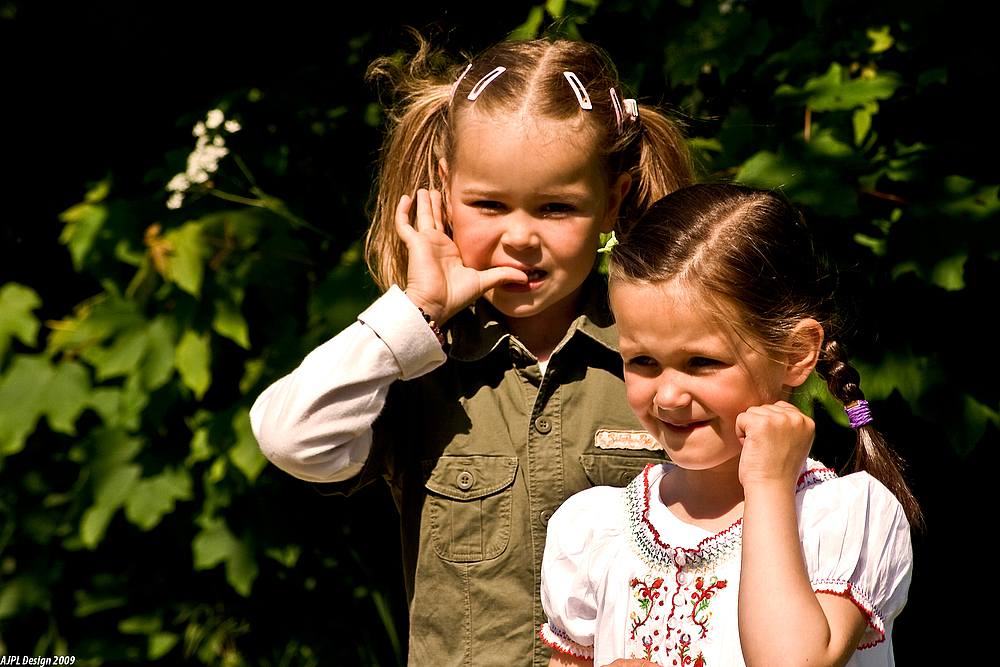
[735,401,814,492]
[395,189,527,324]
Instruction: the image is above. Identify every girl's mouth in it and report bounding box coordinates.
[524,269,547,285]
[501,268,546,292]
[662,419,709,435]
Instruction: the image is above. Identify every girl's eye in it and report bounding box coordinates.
[541,203,574,216]
[625,355,657,368]
[689,357,722,369]
[472,201,505,212]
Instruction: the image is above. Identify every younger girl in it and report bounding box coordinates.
[540,184,919,667]
[251,37,693,667]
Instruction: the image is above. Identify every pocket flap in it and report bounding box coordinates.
[423,455,519,501]
[579,453,661,487]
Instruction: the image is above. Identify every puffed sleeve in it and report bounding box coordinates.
[540,485,622,660]
[798,472,913,649]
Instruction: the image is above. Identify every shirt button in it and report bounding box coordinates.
[620,470,637,485]
[540,509,554,526]
[456,471,475,490]
[534,416,552,434]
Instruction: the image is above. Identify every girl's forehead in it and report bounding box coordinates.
[454,113,595,156]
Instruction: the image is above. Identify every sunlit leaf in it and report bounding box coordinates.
[124,467,194,531]
[162,221,211,297]
[867,26,894,54]
[0,356,93,456]
[176,329,211,400]
[0,282,42,361]
[228,408,267,483]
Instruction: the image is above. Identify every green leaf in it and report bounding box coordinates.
[176,329,212,400]
[124,467,194,531]
[0,356,93,457]
[192,516,258,596]
[776,62,901,111]
[212,296,250,349]
[162,221,211,297]
[228,408,267,483]
[80,462,142,548]
[0,282,42,361]
[734,150,803,190]
[58,183,110,272]
[867,26,894,54]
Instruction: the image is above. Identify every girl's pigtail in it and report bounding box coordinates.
[619,105,694,234]
[364,36,455,291]
[816,339,925,530]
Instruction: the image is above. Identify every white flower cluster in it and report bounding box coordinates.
[166,109,242,209]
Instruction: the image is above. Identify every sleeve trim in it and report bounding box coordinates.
[540,623,594,660]
[812,578,886,649]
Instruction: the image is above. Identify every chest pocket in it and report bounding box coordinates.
[579,453,664,487]
[423,455,519,563]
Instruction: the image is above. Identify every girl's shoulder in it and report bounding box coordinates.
[796,458,905,515]
[795,458,910,549]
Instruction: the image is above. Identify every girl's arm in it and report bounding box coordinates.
[251,190,523,483]
[250,285,447,483]
[736,402,868,667]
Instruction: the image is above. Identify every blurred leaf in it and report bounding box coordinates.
[58,179,111,271]
[124,467,194,531]
[176,329,212,400]
[192,516,258,597]
[162,221,211,297]
[0,356,92,457]
[0,282,42,361]
[228,408,266,483]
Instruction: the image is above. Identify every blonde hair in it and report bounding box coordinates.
[364,34,694,291]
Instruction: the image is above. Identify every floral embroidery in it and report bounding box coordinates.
[627,569,727,665]
[621,462,834,666]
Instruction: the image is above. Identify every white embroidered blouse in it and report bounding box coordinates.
[540,461,912,667]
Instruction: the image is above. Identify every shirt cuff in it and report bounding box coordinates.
[358,285,447,380]
[540,623,594,661]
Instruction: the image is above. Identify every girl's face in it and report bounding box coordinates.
[610,280,798,473]
[444,116,628,327]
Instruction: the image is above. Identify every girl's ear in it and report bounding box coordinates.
[603,172,632,233]
[782,318,824,388]
[439,157,452,219]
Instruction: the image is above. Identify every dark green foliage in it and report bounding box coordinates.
[1,0,994,663]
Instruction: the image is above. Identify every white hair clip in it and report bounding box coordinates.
[610,87,624,134]
[623,98,639,121]
[467,66,506,101]
[563,71,593,110]
[450,63,472,106]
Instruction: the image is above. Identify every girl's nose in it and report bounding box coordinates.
[500,214,540,250]
[653,375,691,411]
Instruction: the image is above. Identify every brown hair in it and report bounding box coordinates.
[610,184,924,529]
[364,34,694,291]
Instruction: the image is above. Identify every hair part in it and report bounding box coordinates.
[363,33,694,291]
[610,184,924,529]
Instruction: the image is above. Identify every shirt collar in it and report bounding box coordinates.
[446,274,621,363]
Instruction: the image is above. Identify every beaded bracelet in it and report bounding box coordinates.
[417,307,446,347]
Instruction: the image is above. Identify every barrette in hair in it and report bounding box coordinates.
[449,63,472,105]
[563,71,593,110]
[610,87,624,134]
[467,66,506,101]
[623,98,639,121]
[845,400,873,428]
[597,231,618,254]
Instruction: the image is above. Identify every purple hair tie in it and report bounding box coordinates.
[845,400,873,428]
